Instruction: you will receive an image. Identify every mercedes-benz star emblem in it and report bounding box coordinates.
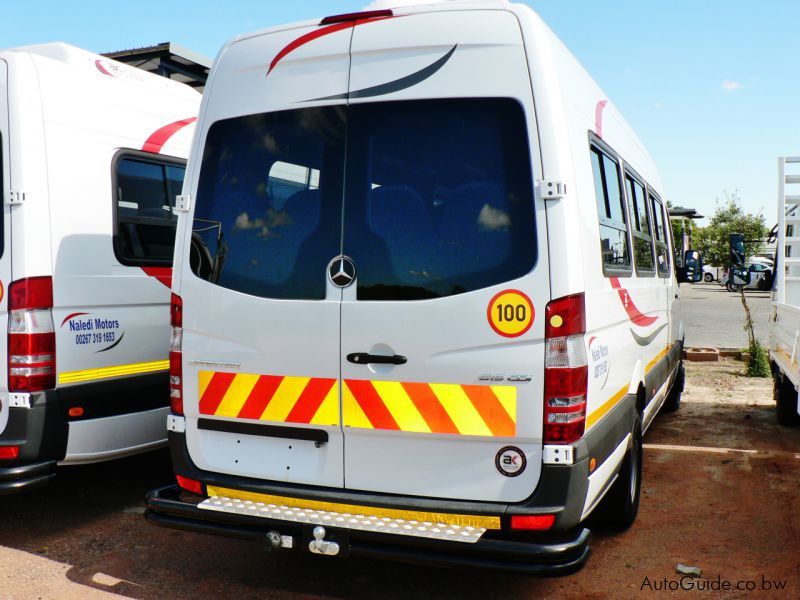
[328,256,356,288]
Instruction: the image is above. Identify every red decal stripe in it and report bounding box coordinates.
[286,378,336,424]
[61,312,89,327]
[609,277,658,326]
[268,21,352,75]
[595,100,608,138]
[402,382,459,435]
[462,385,515,437]
[141,266,172,288]
[346,379,399,430]
[267,16,395,76]
[237,375,284,420]
[142,117,197,154]
[199,372,237,415]
[95,60,114,76]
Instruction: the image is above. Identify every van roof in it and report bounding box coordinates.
[226,0,513,47]
[3,42,200,99]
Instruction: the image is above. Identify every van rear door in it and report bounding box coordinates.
[0,60,10,433]
[339,11,549,502]
[180,26,352,487]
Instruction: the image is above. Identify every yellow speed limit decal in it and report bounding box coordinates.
[487,289,534,338]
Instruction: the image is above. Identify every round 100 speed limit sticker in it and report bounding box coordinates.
[487,289,534,338]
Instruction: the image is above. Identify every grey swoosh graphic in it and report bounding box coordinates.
[96,331,125,353]
[307,45,458,102]
[630,324,668,347]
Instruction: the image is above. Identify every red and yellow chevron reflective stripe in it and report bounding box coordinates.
[197,371,517,437]
[343,380,516,437]
[198,371,339,426]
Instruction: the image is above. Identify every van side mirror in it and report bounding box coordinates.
[678,249,703,283]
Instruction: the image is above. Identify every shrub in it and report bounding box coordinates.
[747,340,770,378]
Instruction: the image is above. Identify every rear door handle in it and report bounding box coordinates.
[347,352,407,365]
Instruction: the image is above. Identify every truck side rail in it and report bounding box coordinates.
[770,302,800,386]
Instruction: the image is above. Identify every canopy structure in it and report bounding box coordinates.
[103,42,211,91]
[669,206,704,258]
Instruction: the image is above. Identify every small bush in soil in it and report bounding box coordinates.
[747,340,770,378]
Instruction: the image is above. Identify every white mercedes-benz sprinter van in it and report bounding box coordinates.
[147,1,688,574]
[0,43,199,493]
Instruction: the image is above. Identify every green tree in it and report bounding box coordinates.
[694,191,767,267]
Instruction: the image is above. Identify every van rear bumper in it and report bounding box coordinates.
[145,484,591,576]
[0,390,66,494]
[0,460,57,494]
[0,372,169,493]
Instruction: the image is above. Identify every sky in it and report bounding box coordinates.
[0,0,797,227]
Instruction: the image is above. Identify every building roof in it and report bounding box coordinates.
[669,206,704,219]
[103,42,211,90]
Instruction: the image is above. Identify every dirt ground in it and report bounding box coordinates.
[0,359,798,599]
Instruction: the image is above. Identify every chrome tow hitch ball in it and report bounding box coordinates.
[308,526,340,556]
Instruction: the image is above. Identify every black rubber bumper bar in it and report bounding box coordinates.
[145,485,591,576]
[0,460,57,495]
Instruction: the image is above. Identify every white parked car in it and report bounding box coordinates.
[721,262,773,291]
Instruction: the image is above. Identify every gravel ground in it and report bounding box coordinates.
[0,360,797,599]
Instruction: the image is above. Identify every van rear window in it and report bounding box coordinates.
[191,99,536,301]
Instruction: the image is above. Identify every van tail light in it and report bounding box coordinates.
[510,514,556,531]
[169,293,183,415]
[320,9,392,25]
[176,474,204,495]
[543,293,587,444]
[0,445,20,460]
[8,277,56,392]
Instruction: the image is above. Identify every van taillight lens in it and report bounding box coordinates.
[0,445,20,460]
[176,474,204,495]
[8,277,56,392]
[320,9,392,24]
[544,293,587,444]
[170,293,183,415]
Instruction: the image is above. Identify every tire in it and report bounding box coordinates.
[592,415,643,531]
[663,362,684,412]
[703,273,713,282]
[774,371,800,427]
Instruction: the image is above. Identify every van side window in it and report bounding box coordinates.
[625,173,655,275]
[590,146,631,274]
[114,152,186,265]
[650,194,670,277]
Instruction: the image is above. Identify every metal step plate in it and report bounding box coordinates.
[198,487,498,544]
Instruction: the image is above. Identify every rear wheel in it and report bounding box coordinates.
[703,273,713,282]
[663,362,684,412]
[592,415,642,531]
[774,371,800,427]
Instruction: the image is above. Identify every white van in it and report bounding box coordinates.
[0,43,200,493]
[146,2,688,574]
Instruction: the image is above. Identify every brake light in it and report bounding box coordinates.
[8,277,55,392]
[0,445,20,460]
[176,474,204,495]
[170,293,183,415]
[510,514,556,531]
[320,9,392,25]
[543,293,587,444]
